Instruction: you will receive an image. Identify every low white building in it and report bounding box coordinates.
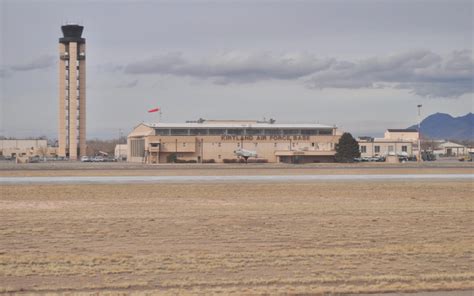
[358,137,413,158]
[0,139,57,158]
[114,144,128,160]
[433,141,468,156]
[384,129,419,142]
[384,128,420,151]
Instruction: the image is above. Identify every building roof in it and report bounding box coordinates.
[358,138,413,143]
[190,119,261,124]
[438,141,466,148]
[386,129,418,133]
[143,122,335,129]
[358,136,374,142]
[0,139,48,149]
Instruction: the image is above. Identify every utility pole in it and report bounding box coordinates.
[417,104,422,162]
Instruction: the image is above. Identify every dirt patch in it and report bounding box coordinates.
[1,181,473,294]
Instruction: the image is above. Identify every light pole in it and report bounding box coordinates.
[417,104,422,162]
[118,129,122,161]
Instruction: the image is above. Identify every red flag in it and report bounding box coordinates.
[148,107,160,113]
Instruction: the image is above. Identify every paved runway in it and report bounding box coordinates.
[1,174,473,184]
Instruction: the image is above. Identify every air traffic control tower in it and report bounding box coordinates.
[58,24,86,160]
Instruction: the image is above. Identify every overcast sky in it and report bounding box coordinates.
[0,0,472,139]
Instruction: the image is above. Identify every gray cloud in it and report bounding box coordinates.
[97,63,124,73]
[125,51,334,82]
[0,67,11,78]
[124,50,473,98]
[10,54,55,71]
[116,79,138,88]
[306,50,473,98]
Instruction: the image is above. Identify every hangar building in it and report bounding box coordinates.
[127,120,340,164]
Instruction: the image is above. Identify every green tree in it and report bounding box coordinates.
[335,132,360,163]
[166,153,177,163]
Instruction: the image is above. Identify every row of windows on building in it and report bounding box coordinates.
[170,153,228,159]
[154,128,333,136]
[360,145,408,153]
[172,153,224,160]
[154,142,329,148]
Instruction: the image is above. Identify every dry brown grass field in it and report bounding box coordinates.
[1,180,473,294]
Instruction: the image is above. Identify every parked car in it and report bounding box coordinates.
[398,156,409,163]
[29,156,41,163]
[354,156,385,162]
[92,156,104,162]
[80,156,91,162]
[458,155,472,162]
[421,151,436,161]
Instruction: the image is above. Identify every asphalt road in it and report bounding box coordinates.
[1,174,472,184]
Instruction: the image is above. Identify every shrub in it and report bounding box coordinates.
[175,159,197,163]
[223,159,238,163]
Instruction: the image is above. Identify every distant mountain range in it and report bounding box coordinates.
[408,112,473,141]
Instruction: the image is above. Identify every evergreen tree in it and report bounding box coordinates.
[334,132,360,162]
[166,153,178,163]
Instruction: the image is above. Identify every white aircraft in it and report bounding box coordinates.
[234,148,257,163]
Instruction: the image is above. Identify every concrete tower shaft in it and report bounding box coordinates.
[58,25,86,160]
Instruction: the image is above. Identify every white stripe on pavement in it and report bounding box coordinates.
[0,174,473,184]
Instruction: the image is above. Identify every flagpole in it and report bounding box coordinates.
[147,107,161,123]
